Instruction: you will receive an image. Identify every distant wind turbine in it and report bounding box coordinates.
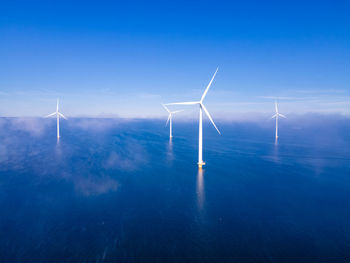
[45,99,67,139]
[165,68,220,168]
[162,104,183,138]
[271,101,286,139]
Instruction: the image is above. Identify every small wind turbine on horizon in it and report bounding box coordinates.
[45,99,67,139]
[162,104,183,139]
[165,68,220,168]
[271,101,286,139]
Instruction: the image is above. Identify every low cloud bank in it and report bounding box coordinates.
[0,118,152,196]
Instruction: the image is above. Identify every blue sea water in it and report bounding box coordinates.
[0,116,350,262]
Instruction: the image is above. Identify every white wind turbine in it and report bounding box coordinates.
[271,101,286,139]
[162,104,183,138]
[165,68,220,168]
[45,99,67,139]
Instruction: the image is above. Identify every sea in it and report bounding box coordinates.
[0,116,350,262]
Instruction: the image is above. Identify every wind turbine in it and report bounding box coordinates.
[162,104,183,138]
[271,101,286,139]
[45,99,67,139]
[165,68,220,168]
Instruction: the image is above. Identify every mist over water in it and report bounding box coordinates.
[0,116,350,262]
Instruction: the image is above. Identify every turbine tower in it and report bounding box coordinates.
[162,104,183,138]
[165,68,220,168]
[45,98,67,139]
[271,101,286,139]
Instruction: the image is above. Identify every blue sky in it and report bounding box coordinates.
[0,0,349,118]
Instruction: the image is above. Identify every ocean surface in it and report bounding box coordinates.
[0,116,350,262]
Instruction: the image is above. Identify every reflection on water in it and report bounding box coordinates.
[196,169,205,211]
[272,138,280,163]
[55,138,62,158]
[166,138,174,162]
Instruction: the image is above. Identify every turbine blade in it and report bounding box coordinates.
[58,112,67,120]
[271,114,277,119]
[279,114,287,118]
[200,68,218,102]
[164,101,199,106]
[171,110,184,114]
[201,103,221,135]
[162,104,170,113]
[165,114,171,126]
[45,112,56,118]
[275,101,278,113]
[57,98,59,112]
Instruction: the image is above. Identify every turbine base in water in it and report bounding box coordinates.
[198,162,206,168]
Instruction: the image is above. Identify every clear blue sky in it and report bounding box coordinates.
[0,0,349,118]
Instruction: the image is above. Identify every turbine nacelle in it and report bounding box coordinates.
[271,113,286,119]
[271,101,286,119]
[45,111,67,119]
